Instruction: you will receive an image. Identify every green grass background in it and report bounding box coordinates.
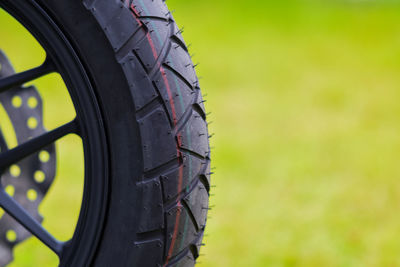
[2,0,400,266]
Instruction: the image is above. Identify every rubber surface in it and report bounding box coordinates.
[35,0,210,266]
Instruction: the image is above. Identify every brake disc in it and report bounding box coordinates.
[0,51,56,266]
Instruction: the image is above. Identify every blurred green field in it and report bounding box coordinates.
[2,0,400,266]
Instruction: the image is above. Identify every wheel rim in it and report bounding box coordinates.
[0,1,109,266]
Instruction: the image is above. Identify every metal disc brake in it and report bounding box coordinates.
[0,51,56,266]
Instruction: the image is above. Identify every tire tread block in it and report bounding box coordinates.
[169,251,195,267]
[121,53,158,110]
[130,239,164,267]
[154,68,195,123]
[137,178,164,232]
[138,107,177,171]
[166,203,198,259]
[89,0,121,26]
[183,183,208,230]
[160,155,204,201]
[178,111,209,158]
[132,0,169,19]
[134,19,170,72]
[164,43,198,88]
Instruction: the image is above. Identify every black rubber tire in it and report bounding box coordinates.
[25,0,210,266]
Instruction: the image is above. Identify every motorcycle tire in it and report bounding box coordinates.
[1,0,211,266]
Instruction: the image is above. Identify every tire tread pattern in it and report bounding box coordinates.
[83,0,210,266]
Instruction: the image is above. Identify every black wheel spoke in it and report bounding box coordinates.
[0,189,64,255]
[0,119,78,169]
[0,58,54,93]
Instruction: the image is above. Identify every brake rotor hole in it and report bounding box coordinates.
[39,150,50,162]
[27,117,38,129]
[5,185,14,197]
[34,170,45,183]
[6,230,17,242]
[9,164,20,177]
[27,189,37,202]
[27,97,38,109]
[11,96,22,108]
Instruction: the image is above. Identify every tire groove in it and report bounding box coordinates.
[116,27,147,61]
[135,96,163,119]
[139,16,170,22]
[171,35,189,53]
[165,247,190,267]
[143,157,180,180]
[181,199,200,232]
[179,148,206,161]
[162,63,195,91]
[164,176,200,209]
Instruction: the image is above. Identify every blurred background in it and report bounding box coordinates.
[2,0,400,266]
